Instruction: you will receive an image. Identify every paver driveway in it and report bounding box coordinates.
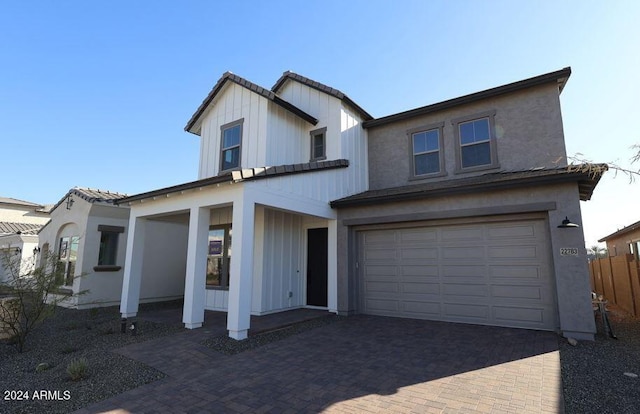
[74,315,563,413]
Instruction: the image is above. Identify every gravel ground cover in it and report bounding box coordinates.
[0,302,183,414]
[559,305,640,414]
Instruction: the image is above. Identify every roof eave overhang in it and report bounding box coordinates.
[331,167,603,209]
[362,67,572,129]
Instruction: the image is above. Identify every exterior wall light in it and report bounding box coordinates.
[558,216,580,228]
[66,195,75,210]
[33,246,41,255]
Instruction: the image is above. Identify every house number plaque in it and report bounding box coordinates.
[560,248,579,256]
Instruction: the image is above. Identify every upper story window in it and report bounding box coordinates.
[220,119,243,172]
[453,110,499,172]
[310,127,327,161]
[408,122,445,179]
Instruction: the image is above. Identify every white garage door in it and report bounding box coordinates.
[359,218,558,330]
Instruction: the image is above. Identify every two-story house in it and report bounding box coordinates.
[118,68,603,341]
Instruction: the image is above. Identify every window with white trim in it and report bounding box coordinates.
[453,110,499,172]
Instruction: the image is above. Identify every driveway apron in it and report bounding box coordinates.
[73,315,563,413]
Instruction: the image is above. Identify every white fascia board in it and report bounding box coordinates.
[128,183,242,218]
[244,181,336,219]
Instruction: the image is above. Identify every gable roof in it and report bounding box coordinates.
[0,196,44,209]
[0,221,44,236]
[118,159,349,205]
[271,71,373,121]
[185,72,318,135]
[331,164,606,208]
[49,187,128,213]
[598,219,640,242]
[362,67,572,129]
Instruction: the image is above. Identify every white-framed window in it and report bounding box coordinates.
[407,124,444,178]
[310,127,327,161]
[206,224,232,289]
[453,110,499,172]
[220,119,243,172]
[57,236,79,286]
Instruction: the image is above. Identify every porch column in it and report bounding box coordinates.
[183,206,210,329]
[120,216,146,317]
[327,219,338,313]
[227,197,255,340]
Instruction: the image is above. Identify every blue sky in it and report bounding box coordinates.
[1,1,638,246]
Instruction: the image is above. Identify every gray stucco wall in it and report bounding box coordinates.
[335,182,596,340]
[367,83,568,190]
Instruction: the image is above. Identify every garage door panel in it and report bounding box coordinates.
[401,265,439,277]
[488,224,536,239]
[402,301,441,315]
[491,285,544,300]
[488,246,538,259]
[441,226,484,241]
[493,306,546,325]
[402,282,440,295]
[366,281,399,293]
[364,248,396,260]
[442,247,486,259]
[360,217,557,331]
[444,303,490,319]
[399,229,437,243]
[441,265,487,278]
[490,265,541,280]
[400,248,438,259]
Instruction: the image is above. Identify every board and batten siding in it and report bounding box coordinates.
[198,82,269,179]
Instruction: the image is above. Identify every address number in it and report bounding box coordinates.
[560,248,579,256]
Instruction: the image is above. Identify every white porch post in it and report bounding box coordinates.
[183,206,210,329]
[327,219,338,314]
[227,197,255,340]
[120,216,146,317]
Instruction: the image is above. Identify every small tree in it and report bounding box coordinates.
[0,247,85,352]
[587,245,608,259]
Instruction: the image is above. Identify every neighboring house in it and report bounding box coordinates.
[39,187,188,309]
[598,219,640,259]
[118,68,604,341]
[0,197,50,282]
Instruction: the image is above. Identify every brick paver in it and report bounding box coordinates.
[73,315,563,413]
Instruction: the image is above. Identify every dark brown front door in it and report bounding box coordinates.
[306,228,328,307]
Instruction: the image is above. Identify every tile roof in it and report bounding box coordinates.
[271,71,373,121]
[184,72,318,134]
[0,221,44,235]
[598,218,640,242]
[49,187,128,213]
[0,197,43,209]
[362,67,572,129]
[330,164,606,208]
[118,159,349,204]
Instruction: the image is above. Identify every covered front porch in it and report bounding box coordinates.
[118,179,338,340]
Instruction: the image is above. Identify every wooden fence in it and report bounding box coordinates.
[589,254,640,317]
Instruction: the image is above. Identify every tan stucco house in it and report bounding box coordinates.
[117,67,604,340]
[599,219,640,259]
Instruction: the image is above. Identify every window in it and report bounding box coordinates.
[220,119,243,172]
[206,225,232,288]
[409,124,443,177]
[58,236,79,286]
[453,110,499,172]
[310,127,327,161]
[95,225,124,271]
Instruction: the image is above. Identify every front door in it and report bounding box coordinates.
[306,228,328,307]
